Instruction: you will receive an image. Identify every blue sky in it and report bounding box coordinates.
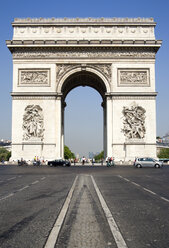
[0,0,169,157]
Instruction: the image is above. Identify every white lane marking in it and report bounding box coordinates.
[7,177,16,181]
[0,193,14,201]
[0,181,4,183]
[91,175,128,248]
[131,182,140,187]
[18,175,22,178]
[142,187,157,195]
[123,178,130,182]
[17,185,29,192]
[160,197,169,203]
[118,175,169,203]
[41,177,46,180]
[44,176,78,248]
[31,180,39,185]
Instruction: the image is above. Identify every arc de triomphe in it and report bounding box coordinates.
[6,18,161,161]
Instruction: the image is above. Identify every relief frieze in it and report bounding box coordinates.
[19,69,50,86]
[118,69,149,86]
[122,104,146,139]
[56,64,112,82]
[12,47,156,59]
[23,105,44,141]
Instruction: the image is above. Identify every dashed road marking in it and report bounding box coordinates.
[0,177,45,202]
[44,176,78,248]
[17,185,29,192]
[41,177,46,180]
[118,175,169,204]
[0,193,14,201]
[91,175,128,248]
[31,180,39,185]
[0,181,4,183]
[7,177,16,181]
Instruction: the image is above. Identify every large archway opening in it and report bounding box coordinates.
[65,86,103,159]
[60,70,108,159]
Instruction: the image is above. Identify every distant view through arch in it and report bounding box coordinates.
[61,69,108,159]
[64,86,103,159]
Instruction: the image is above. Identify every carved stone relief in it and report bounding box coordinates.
[19,69,50,86]
[56,64,112,82]
[23,105,44,141]
[118,69,149,86]
[122,104,146,139]
[12,47,156,59]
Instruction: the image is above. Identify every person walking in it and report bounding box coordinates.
[82,156,85,165]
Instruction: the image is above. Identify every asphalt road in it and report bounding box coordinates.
[0,164,169,248]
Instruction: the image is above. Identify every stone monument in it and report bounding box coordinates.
[6,17,162,161]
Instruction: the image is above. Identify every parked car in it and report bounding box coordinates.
[48,159,71,167]
[134,157,163,168]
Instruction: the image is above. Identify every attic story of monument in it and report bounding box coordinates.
[6,17,162,161]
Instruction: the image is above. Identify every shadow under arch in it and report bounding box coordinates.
[57,67,110,100]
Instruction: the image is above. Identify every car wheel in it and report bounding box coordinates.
[137,164,141,168]
[49,163,53,167]
[155,164,160,168]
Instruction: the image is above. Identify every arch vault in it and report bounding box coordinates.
[6,17,162,161]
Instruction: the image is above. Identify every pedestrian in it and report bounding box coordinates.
[106,157,109,167]
[111,157,115,166]
[82,156,85,165]
[92,158,95,165]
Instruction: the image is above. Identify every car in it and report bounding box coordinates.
[48,159,71,167]
[134,157,163,168]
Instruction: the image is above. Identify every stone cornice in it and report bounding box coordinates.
[106,92,157,96]
[12,17,156,25]
[11,92,61,96]
[6,39,162,48]
[11,92,62,100]
[106,92,157,100]
[10,18,160,44]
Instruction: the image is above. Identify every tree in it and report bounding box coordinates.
[0,148,11,161]
[158,148,169,158]
[94,151,104,162]
[64,145,75,159]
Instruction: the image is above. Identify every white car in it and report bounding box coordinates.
[134,157,163,168]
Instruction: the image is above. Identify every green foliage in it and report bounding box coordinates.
[94,151,104,162]
[158,148,169,158]
[64,145,75,159]
[0,148,11,161]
